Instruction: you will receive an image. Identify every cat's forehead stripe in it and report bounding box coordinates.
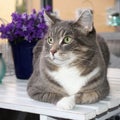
[59,37,64,45]
[56,26,66,37]
[50,26,69,38]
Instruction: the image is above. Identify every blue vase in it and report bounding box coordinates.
[0,53,6,83]
[10,40,37,79]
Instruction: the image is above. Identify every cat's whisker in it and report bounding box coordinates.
[81,58,93,64]
[74,55,94,64]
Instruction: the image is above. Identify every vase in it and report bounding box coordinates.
[0,53,6,83]
[9,40,37,79]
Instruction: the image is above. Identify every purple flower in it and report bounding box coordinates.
[45,5,52,12]
[0,6,51,43]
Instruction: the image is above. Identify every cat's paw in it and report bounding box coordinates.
[56,96,75,110]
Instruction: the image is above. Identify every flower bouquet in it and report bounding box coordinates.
[0,6,52,42]
[0,6,51,79]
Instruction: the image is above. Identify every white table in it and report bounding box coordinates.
[0,68,120,120]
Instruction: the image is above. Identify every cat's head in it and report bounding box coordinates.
[43,9,97,65]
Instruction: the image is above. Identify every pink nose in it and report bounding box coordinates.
[50,49,57,55]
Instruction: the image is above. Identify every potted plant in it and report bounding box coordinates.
[0,6,51,79]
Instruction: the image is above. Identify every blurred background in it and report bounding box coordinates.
[1,0,120,32]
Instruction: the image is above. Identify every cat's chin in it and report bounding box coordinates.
[46,57,65,65]
[52,58,67,65]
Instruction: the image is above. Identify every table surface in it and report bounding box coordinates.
[0,68,120,120]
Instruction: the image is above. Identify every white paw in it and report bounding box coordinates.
[56,96,75,110]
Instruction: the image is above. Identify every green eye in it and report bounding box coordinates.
[63,37,72,44]
[47,37,54,44]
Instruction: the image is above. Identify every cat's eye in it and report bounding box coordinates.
[63,36,72,44]
[47,37,54,44]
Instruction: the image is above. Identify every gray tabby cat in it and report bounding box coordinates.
[27,9,110,110]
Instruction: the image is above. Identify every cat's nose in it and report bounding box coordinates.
[50,49,57,55]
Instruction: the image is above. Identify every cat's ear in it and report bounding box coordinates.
[75,9,93,33]
[44,11,60,26]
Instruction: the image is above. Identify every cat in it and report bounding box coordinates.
[27,9,110,110]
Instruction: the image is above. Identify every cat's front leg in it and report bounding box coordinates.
[56,95,75,110]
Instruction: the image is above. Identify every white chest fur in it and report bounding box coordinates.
[48,66,99,95]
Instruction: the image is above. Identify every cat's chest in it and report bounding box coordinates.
[48,66,99,95]
[48,66,90,95]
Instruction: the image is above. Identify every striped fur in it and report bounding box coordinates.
[27,10,110,110]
